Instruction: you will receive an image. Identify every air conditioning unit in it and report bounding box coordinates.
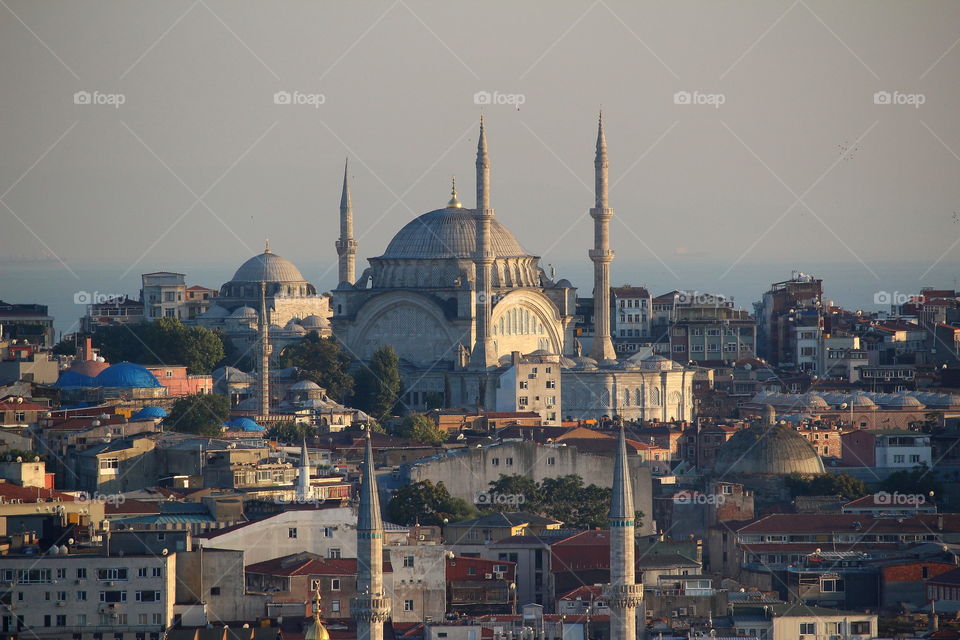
[484,573,493,579]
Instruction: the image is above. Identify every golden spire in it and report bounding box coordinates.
[447,176,462,208]
[264,238,271,254]
[305,586,331,640]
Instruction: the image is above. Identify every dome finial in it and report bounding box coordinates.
[264,238,271,254]
[447,176,462,208]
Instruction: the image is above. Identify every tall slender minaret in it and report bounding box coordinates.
[258,279,271,417]
[470,116,497,370]
[589,113,617,361]
[352,432,390,640]
[295,438,311,503]
[606,426,643,640]
[335,158,357,285]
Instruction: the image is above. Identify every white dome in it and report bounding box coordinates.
[230,306,258,319]
[231,250,306,283]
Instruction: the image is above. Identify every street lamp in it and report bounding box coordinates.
[509,582,517,616]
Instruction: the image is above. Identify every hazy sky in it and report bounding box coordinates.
[2,1,960,308]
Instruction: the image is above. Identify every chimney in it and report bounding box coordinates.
[84,336,93,361]
[512,351,521,367]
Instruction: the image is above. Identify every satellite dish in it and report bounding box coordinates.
[161,548,169,556]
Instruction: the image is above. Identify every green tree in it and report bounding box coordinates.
[52,338,77,356]
[353,345,401,421]
[785,473,869,500]
[164,393,230,436]
[267,421,315,443]
[540,475,614,529]
[482,474,543,512]
[93,319,224,374]
[386,480,477,526]
[879,464,941,499]
[278,332,354,401]
[397,412,447,445]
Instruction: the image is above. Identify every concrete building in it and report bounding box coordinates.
[755,273,823,367]
[0,344,58,384]
[406,440,654,535]
[668,291,757,365]
[141,272,187,320]
[444,512,562,545]
[729,603,877,640]
[0,301,55,348]
[611,287,652,356]
[79,296,145,333]
[494,352,561,425]
[840,429,932,468]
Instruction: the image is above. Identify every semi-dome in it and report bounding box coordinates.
[380,207,532,260]
[714,423,825,475]
[95,362,163,389]
[231,250,306,283]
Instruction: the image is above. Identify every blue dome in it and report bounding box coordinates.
[95,362,163,389]
[225,417,265,431]
[133,406,168,419]
[54,370,95,388]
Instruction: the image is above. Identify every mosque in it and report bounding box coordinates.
[331,117,694,421]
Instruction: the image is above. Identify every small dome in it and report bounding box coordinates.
[225,417,265,431]
[231,250,306,283]
[133,406,168,419]
[570,357,598,370]
[715,423,825,475]
[69,359,109,378]
[555,279,573,288]
[95,362,163,389]
[199,304,230,319]
[289,380,322,391]
[882,395,925,408]
[301,315,330,329]
[230,306,258,319]
[802,394,830,410]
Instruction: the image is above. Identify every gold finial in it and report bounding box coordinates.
[447,176,462,208]
[264,238,271,254]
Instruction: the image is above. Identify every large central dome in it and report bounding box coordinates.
[714,423,825,475]
[232,250,307,283]
[380,207,533,260]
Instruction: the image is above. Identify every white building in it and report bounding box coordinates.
[141,272,186,321]
[495,352,561,425]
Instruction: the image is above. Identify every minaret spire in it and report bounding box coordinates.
[296,438,311,503]
[589,112,617,361]
[336,158,358,285]
[606,426,642,640]
[353,431,390,640]
[470,116,497,372]
[258,281,271,418]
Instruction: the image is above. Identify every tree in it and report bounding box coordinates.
[386,480,477,526]
[482,474,543,512]
[785,473,869,500]
[278,332,354,401]
[540,475,614,529]
[93,319,224,374]
[879,464,941,499]
[52,338,76,356]
[397,413,447,445]
[353,345,401,421]
[164,393,230,436]
[267,421,315,443]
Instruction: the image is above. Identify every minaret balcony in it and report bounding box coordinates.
[336,239,358,251]
[603,583,643,609]
[351,596,391,622]
[589,249,615,261]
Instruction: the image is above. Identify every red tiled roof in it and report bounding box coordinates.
[0,482,77,502]
[738,513,960,534]
[447,556,516,582]
[558,585,603,600]
[0,398,49,412]
[246,554,391,576]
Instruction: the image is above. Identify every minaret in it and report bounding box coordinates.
[589,113,617,361]
[470,116,497,370]
[296,439,311,503]
[352,432,390,640]
[258,279,271,418]
[335,158,358,285]
[606,426,643,640]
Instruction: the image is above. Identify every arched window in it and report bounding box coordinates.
[650,387,661,406]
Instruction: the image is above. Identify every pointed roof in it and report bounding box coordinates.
[477,116,489,162]
[340,158,351,214]
[609,426,634,520]
[357,431,383,530]
[595,111,607,159]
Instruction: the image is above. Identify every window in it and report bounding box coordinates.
[138,568,148,578]
[152,568,161,578]
[821,579,844,592]
[547,457,555,465]
[18,569,52,584]
[518,396,528,407]
[329,548,341,559]
[505,458,513,466]
[850,622,870,635]
[210,587,220,596]
[77,591,87,601]
[546,380,556,389]
[893,455,905,464]
[403,555,415,568]
[324,527,334,538]
[673,345,685,352]
[152,614,162,625]
[330,600,340,613]
[56,569,67,579]
[77,615,87,626]
[99,591,126,603]
[57,591,67,601]
[136,591,160,602]
[519,381,528,389]
[44,615,51,628]
[491,458,499,466]
[288,528,298,538]
[910,454,921,463]
[404,600,414,612]
[331,578,341,591]
[139,614,148,625]
[97,568,128,581]
[800,623,815,635]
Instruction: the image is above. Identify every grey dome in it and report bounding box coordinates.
[301,314,330,329]
[289,380,322,390]
[230,306,258,319]
[231,250,306,283]
[883,394,925,408]
[200,304,230,318]
[380,207,532,260]
[715,423,825,475]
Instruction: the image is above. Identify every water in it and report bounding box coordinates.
[1,258,957,338]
